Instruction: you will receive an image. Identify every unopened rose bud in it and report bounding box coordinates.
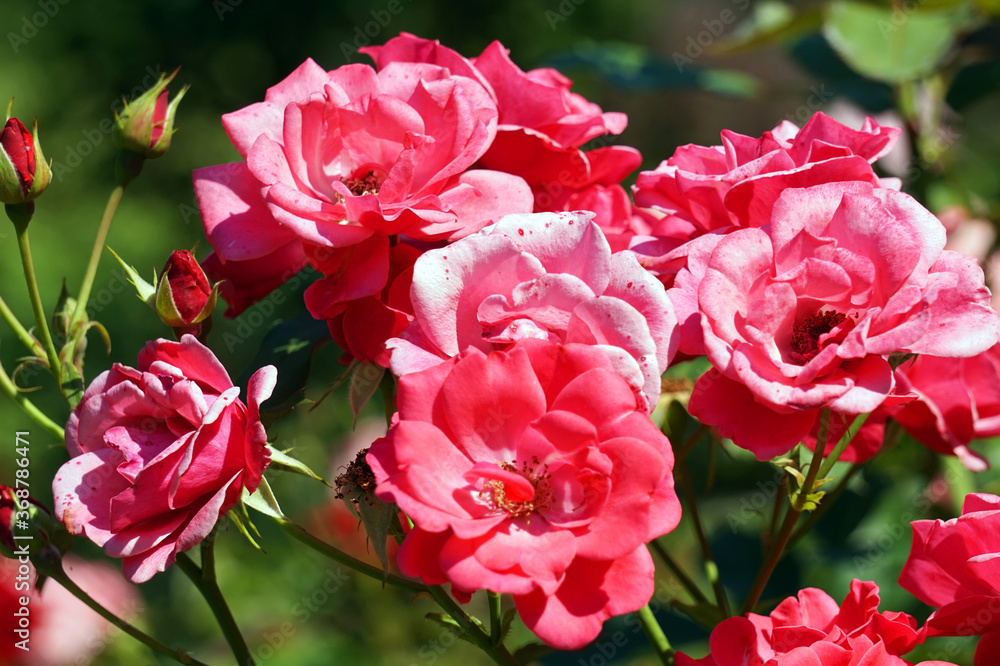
[0,101,51,211]
[113,68,188,161]
[155,250,219,338]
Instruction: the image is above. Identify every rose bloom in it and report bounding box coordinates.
[899,493,1000,665]
[362,33,642,239]
[53,335,275,582]
[387,210,677,412]
[631,111,900,256]
[194,52,532,314]
[676,579,953,666]
[884,347,1000,471]
[684,181,1000,459]
[367,340,681,649]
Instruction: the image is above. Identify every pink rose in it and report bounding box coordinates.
[362,34,642,235]
[685,181,1000,459]
[886,347,1000,471]
[194,55,532,313]
[52,335,276,582]
[387,211,677,412]
[676,580,950,666]
[367,340,680,649]
[633,112,900,245]
[899,493,1000,664]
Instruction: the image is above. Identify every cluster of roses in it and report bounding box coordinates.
[47,32,1000,662]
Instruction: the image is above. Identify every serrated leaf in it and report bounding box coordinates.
[237,309,331,413]
[348,493,395,579]
[424,613,478,646]
[107,246,157,305]
[241,476,285,522]
[823,1,975,83]
[266,445,331,486]
[500,607,518,642]
[349,361,385,425]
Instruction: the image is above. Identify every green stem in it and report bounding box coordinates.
[818,413,870,481]
[425,585,519,666]
[742,413,830,614]
[70,184,125,329]
[675,424,708,462]
[278,519,425,592]
[676,459,731,617]
[176,541,255,666]
[649,540,709,605]
[787,464,861,550]
[637,604,674,665]
[0,358,64,440]
[45,565,209,666]
[0,293,43,356]
[15,225,61,379]
[488,591,503,646]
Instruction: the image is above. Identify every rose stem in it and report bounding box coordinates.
[176,536,255,666]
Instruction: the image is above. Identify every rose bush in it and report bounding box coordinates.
[684,181,1000,459]
[387,210,677,412]
[52,335,276,583]
[367,339,680,649]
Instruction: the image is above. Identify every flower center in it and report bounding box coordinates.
[790,310,847,364]
[341,168,383,197]
[481,458,553,519]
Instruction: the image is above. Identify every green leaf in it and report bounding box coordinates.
[500,607,518,643]
[424,613,478,646]
[237,308,331,413]
[226,506,265,553]
[822,1,975,83]
[349,361,385,425]
[354,496,396,579]
[266,445,331,487]
[241,476,285,522]
[107,246,157,305]
[714,3,824,56]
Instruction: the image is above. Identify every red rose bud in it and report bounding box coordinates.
[0,102,52,205]
[156,250,219,332]
[0,486,15,555]
[114,68,188,159]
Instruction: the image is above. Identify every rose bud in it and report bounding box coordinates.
[113,68,188,160]
[0,486,15,555]
[155,250,219,338]
[0,104,52,207]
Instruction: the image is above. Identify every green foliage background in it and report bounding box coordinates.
[1,0,1000,663]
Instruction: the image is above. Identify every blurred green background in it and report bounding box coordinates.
[2,0,1000,663]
